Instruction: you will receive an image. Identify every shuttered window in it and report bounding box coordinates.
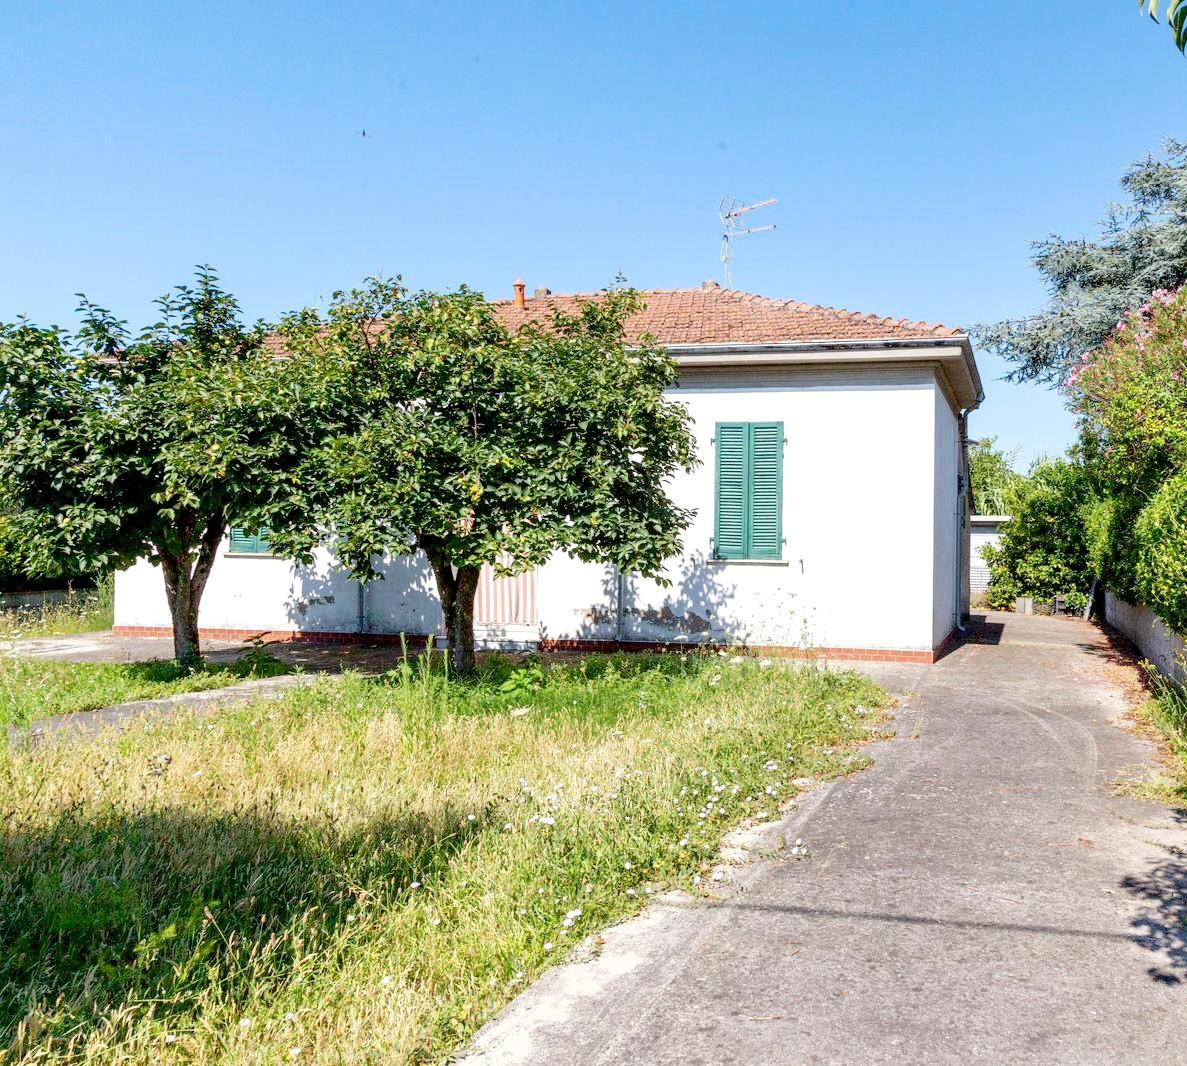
[228,527,272,555]
[713,422,783,560]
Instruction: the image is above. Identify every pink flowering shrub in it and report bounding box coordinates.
[1069,286,1187,630]
[1071,286,1187,470]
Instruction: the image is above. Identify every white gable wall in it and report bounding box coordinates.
[538,365,942,652]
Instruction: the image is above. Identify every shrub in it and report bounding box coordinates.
[983,458,1093,608]
[1135,470,1187,634]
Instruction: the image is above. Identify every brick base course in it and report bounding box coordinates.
[113,626,957,664]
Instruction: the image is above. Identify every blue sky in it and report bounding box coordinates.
[2,1,1184,468]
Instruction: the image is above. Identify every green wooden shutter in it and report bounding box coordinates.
[229,527,256,553]
[748,422,783,560]
[714,422,783,560]
[229,527,272,554]
[715,423,748,559]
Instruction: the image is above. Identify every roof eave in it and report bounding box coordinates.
[665,336,984,411]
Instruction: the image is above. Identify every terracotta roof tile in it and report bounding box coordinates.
[261,287,962,354]
[491,287,962,345]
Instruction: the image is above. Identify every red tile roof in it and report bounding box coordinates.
[491,287,964,345]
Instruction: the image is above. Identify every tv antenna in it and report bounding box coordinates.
[718,196,777,288]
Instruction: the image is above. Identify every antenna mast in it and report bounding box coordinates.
[718,195,777,288]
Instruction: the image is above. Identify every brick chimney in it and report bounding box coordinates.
[513,279,526,309]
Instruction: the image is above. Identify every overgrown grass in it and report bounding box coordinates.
[1132,671,1187,805]
[0,650,290,729]
[0,651,889,1064]
[0,578,115,640]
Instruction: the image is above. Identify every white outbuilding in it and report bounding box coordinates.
[115,283,984,663]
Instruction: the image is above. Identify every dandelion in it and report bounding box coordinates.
[379,975,393,988]
[623,861,633,869]
[238,1018,253,1031]
[467,814,477,822]
[544,942,555,952]
[409,881,421,890]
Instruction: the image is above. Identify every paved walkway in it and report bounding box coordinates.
[466,612,1187,1065]
[0,629,409,672]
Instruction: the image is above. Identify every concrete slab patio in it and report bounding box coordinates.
[465,612,1187,1065]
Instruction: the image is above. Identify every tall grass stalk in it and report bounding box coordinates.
[0,652,887,1063]
[0,577,115,641]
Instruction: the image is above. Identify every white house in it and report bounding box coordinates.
[114,283,984,663]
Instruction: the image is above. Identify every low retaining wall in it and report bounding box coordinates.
[1104,592,1187,684]
[0,589,78,611]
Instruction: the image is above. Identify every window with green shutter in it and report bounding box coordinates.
[228,527,272,555]
[713,422,783,560]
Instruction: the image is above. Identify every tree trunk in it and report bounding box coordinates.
[421,538,481,676]
[449,565,481,677]
[156,515,224,668]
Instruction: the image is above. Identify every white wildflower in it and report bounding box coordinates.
[379,975,393,988]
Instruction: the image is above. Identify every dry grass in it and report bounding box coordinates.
[0,580,114,642]
[0,651,887,1064]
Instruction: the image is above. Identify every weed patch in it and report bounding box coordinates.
[0,652,887,1063]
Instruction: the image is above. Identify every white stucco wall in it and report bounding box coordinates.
[930,389,960,647]
[115,364,957,652]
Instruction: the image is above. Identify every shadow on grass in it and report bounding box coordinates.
[0,803,485,1054]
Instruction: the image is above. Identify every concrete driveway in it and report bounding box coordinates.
[466,612,1187,1065]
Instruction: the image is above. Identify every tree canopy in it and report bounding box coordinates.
[0,268,328,663]
[968,437,1022,515]
[976,140,1187,385]
[269,279,698,674]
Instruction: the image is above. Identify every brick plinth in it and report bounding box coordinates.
[113,626,955,664]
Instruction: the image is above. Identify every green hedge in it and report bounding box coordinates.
[1135,471,1187,634]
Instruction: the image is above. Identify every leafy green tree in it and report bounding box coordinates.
[1140,0,1187,54]
[270,279,697,675]
[981,458,1094,609]
[968,437,1022,515]
[0,269,328,664]
[976,140,1187,384]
